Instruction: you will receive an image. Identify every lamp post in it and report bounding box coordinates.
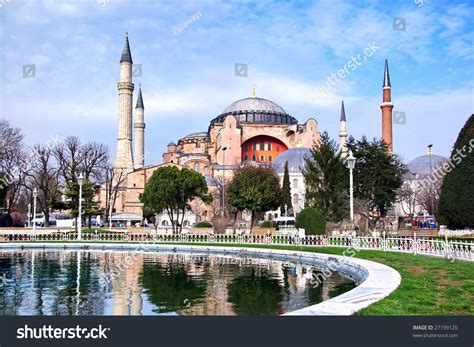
[346,150,356,223]
[32,188,38,238]
[427,144,434,220]
[27,203,31,228]
[221,146,228,218]
[77,172,84,241]
[109,197,114,232]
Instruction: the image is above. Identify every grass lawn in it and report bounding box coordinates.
[1,241,472,315]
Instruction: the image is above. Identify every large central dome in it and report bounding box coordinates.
[222,97,287,114]
[210,96,298,126]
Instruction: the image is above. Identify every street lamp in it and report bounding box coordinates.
[221,146,228,218]
[109,197,114,232]
[77,172,84,240]
[32,188,38,238]
[346,150,356,223]
[427,144,434,219]
[27,203,31,228]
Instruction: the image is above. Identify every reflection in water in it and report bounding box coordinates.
[0,250,355,316]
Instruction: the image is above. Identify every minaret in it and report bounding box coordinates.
[134,85,145,169]
[380,58,394,152]
[114,32,135,172]
[339,100,348,159]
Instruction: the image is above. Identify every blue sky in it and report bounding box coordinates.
[0,0,472,165]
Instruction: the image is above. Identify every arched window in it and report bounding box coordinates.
[267,143,272,151]
[183,220,190,227]
[203,166,209,176]
[260,142,265,150]
[293,179,298,189]
[252,155,256,161]
[161,220,168,226]
[243,144,248,151]
[293,193,299,204]
[244,154,248,161]
[260,155,264,161]
[268,155,272,162]
[194,162,200,172]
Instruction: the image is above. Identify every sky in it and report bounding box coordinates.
[0,0,472,165]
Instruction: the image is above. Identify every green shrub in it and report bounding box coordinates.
[194,221,212,228]
[260,221,278,229]
[295,208,326,235]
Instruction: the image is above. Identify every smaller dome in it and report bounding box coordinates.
[407,154,448,176]
[272,148,314,174]
[183,131,208,139]
[167,142,176,146]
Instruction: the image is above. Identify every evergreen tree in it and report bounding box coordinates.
[280,161,293,216]
[347,136,406,229]
[438,114,474,228]
[302,132,348,222]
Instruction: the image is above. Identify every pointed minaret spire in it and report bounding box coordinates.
[136,84,144,109]
[340,99,346,122]
[120,32,133,64]
[383,58,391,87]
[251,84,257,98]
[339,99,348,158]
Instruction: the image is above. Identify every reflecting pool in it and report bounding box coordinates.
[0,250,356,315]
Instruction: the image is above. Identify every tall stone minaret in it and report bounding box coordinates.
[114,32,135,172]
[339,100,348,159]
[380,58,393,152]
[134,85,145,169]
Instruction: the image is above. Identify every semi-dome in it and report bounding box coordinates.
[210,97,298,126]
[407,154,448,176]
[272,147,314,174]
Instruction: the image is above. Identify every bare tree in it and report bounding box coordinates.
[0,120,27,214]
[397,175,422,223]
[24,145,60,227]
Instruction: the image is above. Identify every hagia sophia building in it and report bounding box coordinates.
[102,33,395,227]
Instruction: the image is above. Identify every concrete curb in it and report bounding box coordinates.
[0,242,401,316]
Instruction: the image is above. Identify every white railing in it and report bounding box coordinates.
[1,232,472,261]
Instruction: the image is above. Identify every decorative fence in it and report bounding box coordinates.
[1,232,472,261]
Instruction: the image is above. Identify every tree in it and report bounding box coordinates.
[0,119,27,214]
[280,161,293,216]
[347,136,406,230]
[438,114,474,228]
[396,176,422,223]
[140,166,212,234]
[295,207,326,235]
[303,132,348,222]
[226,166,282,229]
[24,145,60,227]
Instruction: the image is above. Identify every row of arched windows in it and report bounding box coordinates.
[244,154,273,162]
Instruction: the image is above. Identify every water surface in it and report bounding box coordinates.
[0,250,355,315]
